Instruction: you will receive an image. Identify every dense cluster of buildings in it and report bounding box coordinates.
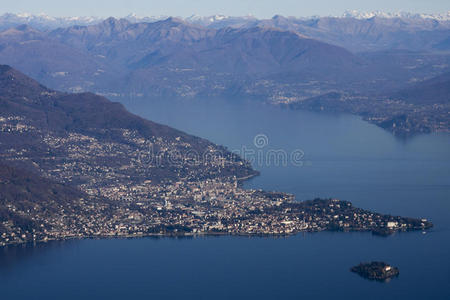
[0,112,432,247]
[0,174,432,247]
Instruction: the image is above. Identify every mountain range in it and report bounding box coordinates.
[1,11,450,52]
[0,17,364,98]
[2,11,450,28]
[0,16,449,99]
[0,13,448,135]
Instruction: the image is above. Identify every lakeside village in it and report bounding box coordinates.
[0,115,432,247]
[0,176,432,247]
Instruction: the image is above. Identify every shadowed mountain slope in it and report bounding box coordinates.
[393,71,450,104]
[0,65,255,186]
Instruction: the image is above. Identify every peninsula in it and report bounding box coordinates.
[0,65,433,247]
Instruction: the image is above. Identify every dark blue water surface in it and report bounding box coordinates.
[1,98,449,299]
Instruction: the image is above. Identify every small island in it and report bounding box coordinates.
[351,262,400,281]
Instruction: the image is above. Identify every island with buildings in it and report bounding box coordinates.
[351,262,400,281]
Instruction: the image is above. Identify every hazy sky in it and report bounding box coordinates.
[1,0,449,18]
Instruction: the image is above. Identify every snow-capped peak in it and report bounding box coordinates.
[342,10,450,21]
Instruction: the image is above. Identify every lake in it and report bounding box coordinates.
[1,98,449,299]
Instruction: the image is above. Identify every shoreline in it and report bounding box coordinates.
[0,226,432,249]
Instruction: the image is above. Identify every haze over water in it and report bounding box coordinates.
[1,98,449,299]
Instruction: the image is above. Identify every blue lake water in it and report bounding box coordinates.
[1,98,449,299]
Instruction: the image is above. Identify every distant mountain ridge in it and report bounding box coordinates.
[1,11,449,31]
[1,12,449,53]
[0,14,449,136]
[0,13,103,31]
[341,10,450,21]
[0,17,369,98]
[0,16,449,104]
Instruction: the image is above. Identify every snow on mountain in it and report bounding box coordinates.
[123,13,168,24]
[1,11,449,32]
[0,13,103,30]
[342,10,450,21]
